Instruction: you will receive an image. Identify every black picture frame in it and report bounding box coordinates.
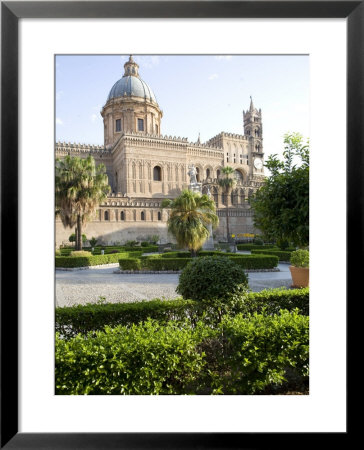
[1,1,357,448]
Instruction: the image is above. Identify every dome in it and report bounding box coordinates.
[107,76,157,103]
[106,56,158,104]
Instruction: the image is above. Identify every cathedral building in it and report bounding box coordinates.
[55,56,265,246]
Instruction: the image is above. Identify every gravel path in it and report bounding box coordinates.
[56,263,292,307]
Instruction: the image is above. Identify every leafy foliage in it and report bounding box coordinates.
[55,288,309,339]
[203,310,309,394]
[161,190,218,255]
[177,256,248,305]
[55,310,309,395]
[290,249,309,268]
[250,133,309,247]
[56,320,205,395]
[250,249,293,262]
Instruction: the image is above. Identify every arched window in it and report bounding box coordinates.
[196,167,200,182]
[234,170,244,184]
[153,166,161,181]
[141,211,145,221]
[104,211,109,221]
[121,211,125,220]
[217,169,221,178]
[206,168,210,179]
[115,210,118,221]
[158,211,161,221]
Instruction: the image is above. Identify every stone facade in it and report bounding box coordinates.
[55,56,265,246]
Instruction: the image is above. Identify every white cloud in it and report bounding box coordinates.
[215,55,232,61]
[90,114,97,122]
[56,118,64,125]
[56,90,63,101]
[208,73,219,81]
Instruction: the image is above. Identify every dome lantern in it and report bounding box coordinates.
[123,55,139,77]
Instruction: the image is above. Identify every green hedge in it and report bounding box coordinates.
[55,288,309,339]
[228,255,278,269]
[119,254,278,271]
[236,244,277,251]
[251,249,293,262]
[56,252,132,268]
[56,298,196,339]
[119,257,190,271]
[55,310,309,395]
[56,319,205,395]
[161,251,191,258]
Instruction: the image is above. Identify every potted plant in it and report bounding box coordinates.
[289,249,309,288]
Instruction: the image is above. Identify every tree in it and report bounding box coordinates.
[161,190,218,256]
[55,155,110,250]
[218,166,236,242]
[250,132,309,247]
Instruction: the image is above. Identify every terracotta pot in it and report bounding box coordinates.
[289,266,309,288]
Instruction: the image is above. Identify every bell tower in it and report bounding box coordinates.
[243,97,264,176]
[243,96,263,142]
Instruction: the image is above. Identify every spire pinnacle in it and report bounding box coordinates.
[249,95,254,111]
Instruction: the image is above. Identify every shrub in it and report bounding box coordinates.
[69,233,87,244]
[56,319,205,395]
[55,311,309,395]
[229,255,278,269]
[141,241,149,247]
[55,288,309,339]
[118,258,142,271]
[56,298,196,339]
[236,244,277,251]
[125,240,139,247]
[56,252,131,268]
[161,251,191,258]
[290,249,309,268]
[143,258,190,271]
[251,249,292,262]
[55,249,61,256]
[177,256,248,307]
[240,288,309,316]
[203,310,309,394]
[69,250,92,257]
[253,237,264,245]
[89,237,98,248]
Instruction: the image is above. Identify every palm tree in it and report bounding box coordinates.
[218,166,236,242]
[161,190,218,257]
[55,155,110,250]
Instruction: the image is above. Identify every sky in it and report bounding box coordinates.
[55,54,309,161]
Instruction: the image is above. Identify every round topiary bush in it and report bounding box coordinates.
[176,256,249,304]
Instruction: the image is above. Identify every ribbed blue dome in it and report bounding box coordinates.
[107,75,157,103]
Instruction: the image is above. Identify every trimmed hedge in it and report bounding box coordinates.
[56,298,196,339]
[236,244,277,251]
[55,288,309,339]
[204,310,309,394]
[119,257,190,271]
[251,249,293,262]
[56,320,205,395]
[119,254,278,271]
[56,252,133,268]
[228,255,278,269]
[55,310,309,395]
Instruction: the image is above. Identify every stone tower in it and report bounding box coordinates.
[243,97,264,176]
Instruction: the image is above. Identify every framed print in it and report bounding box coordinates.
[1,1,358,448]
